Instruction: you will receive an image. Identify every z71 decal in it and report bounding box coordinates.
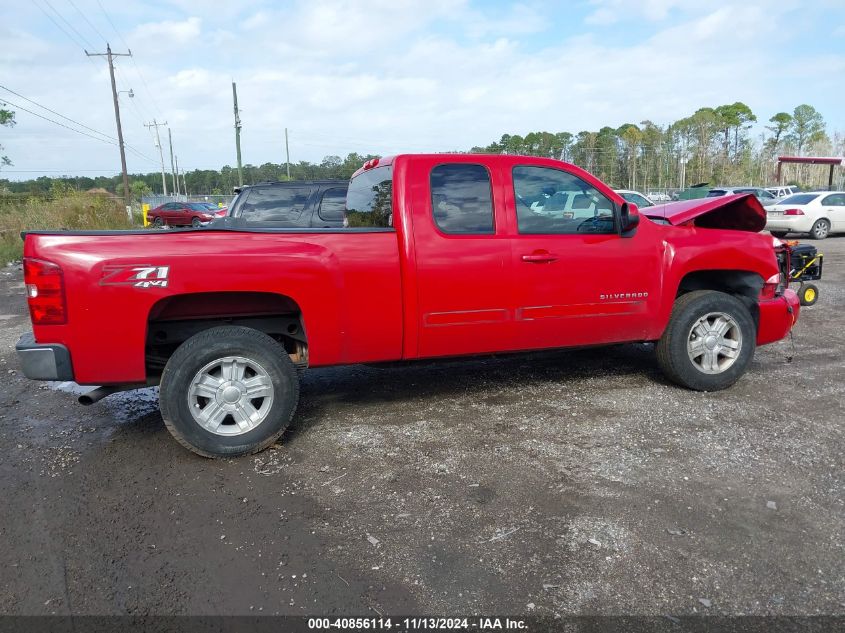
[100,264,170,288]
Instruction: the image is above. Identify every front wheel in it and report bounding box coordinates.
[656,290,755,391]
[159,326,299,457]
[810,219,830,240]
[153,216,164,228]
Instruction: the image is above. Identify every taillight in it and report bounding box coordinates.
[23,257,66,325]
[783,208,804,216]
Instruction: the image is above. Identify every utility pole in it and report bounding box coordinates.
[175,155,186,196]
[167,128,177,196]
[232,81,243,187]
[85,43,132,220]
[144,119,168,195]
[284,127,291,180]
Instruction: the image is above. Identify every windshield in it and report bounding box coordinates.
[618,191,654,207]
[706,190,727,197]
[346,166,393,228]
[778,193,820,205]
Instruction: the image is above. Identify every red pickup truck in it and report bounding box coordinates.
[17,154,799,457]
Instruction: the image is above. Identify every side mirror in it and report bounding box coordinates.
[620,202,640,235]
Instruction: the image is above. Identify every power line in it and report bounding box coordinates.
[0,84,116,142]
[43,0,95,50]
[66,0,108,43]
[0,85,158,165]
[32,0,88,50]
[1,97,122,146]
[95,0,166,120]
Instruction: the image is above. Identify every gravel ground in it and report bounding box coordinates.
[0,236,842,622]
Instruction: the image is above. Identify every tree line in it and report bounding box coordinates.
[1,102,842,198]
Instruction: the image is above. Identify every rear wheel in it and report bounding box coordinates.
[809,218,830,240]
[799,283,819,307]
[191,217,202,228]
[770,230,788,238]
[656,290,755,391]
[159,326,299,458]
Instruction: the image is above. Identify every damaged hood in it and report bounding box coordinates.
[644,193,766,232]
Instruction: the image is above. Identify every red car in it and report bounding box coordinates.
[17,154,799,457]
[146,201,227,227]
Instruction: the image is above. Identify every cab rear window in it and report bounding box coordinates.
[346,166,393,228]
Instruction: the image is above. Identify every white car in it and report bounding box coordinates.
[647,191,671,202]
[765,191,845,239]
[614,189,655,208]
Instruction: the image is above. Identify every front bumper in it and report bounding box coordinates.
[756,289,800,346]
[16,332,74,381]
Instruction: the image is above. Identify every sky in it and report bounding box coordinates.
[1,0,844,181]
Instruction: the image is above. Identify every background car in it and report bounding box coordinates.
[147,202,227,228]
[766,185,801,199]
[614,189,655,208]
[199,201,228,215]
[226,180,348,228]
[766,191,845,239]
[706,187,778,205]
[647,191,671,202]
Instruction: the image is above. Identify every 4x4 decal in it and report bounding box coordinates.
[100,265,170,288]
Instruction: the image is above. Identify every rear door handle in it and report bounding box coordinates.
[521,252,558,263]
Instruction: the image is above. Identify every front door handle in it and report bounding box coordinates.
[521,252,558,263]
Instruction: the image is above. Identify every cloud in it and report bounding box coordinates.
[2,0,844,179]
[130,16,202,46]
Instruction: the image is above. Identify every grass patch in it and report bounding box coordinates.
[0,192,134,264]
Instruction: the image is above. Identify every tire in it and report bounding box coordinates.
[799,283,819,307]
[656,290,755,391]
[770,231,788,239]
[159,326,299,458]
[191,217,202,228]
[153,216,164,228]
[809,218,830,240]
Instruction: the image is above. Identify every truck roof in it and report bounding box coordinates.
[350,153,587,179]
[234,179,347,194]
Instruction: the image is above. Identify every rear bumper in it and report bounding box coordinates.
[765,215,814,232]
[16,332,74,381]
[756,289,800,346]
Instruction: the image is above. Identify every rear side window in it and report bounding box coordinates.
[346,166,393,227]
[239,187,311,225]
[821,193,845,206]
[318,187,347,223]
[430,164,494,234]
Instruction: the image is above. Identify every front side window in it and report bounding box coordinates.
[513,166,615,235]
[239,187,311,224]
[346,166,393,227]
[318,188,347,222]
[430,164,494,235]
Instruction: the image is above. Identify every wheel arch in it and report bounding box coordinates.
[145,290,308,380]
[657,269,764,337]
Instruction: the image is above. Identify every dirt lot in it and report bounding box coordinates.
[0,237,842,621]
